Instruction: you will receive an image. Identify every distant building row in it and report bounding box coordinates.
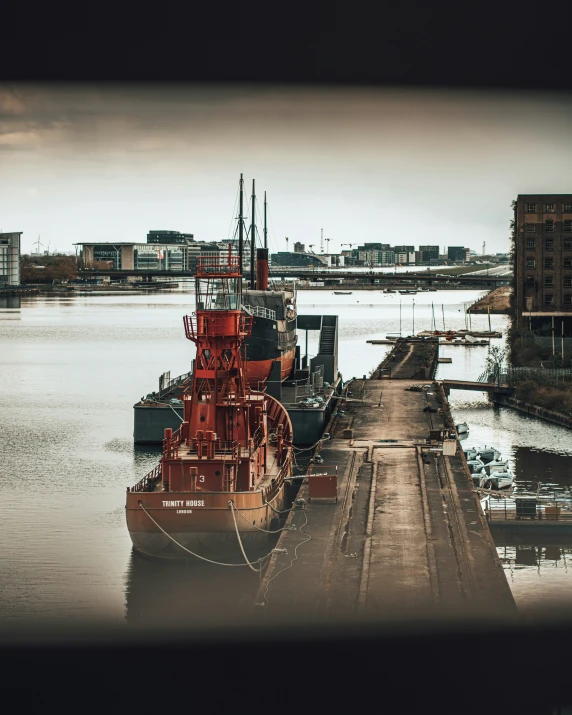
[76,232,475,272]
[76,231,231,272]
[273,243,471,268]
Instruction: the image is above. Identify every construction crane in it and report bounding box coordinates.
[320,228,333,253]
[482,241,486,256]
[325,238,331,253]
[285,237,289,252]
[308,244,316,253]
[341,243,354,250]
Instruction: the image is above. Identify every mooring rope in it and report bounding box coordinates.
[138,502,271,569]
[232,501,290,533]
[228,500,268,572]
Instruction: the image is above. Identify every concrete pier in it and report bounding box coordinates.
[256,341,516,623]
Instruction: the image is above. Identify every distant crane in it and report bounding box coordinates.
[341,243,354,250]
[308,244,316,253]
[482,241,486,256]
[325,238,331,253]
[285,237,289,252]
[320,228,333,253]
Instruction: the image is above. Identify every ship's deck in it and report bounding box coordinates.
[151,440,283,493]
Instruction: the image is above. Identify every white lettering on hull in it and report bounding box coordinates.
[162,499,205,507]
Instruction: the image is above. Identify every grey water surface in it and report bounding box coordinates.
[0,288,570,626]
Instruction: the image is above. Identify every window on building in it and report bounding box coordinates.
[545,222,555,233]
[526,259,536,269]
[545,276,554,286]
[545,294,554,305]
[545,257,554,269]
[564,276,572,287]
[526,239,535,249]
[565,241,572,251]
[564,204,572,212]
[565,259,572,269]
[545,203,555,213]
[525,224,536,232]
[545,240,554,250]
[525,203,537,213]
[565,221,572,233]
[565,295,572,305]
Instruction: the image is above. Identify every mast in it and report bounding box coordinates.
[250,179,256,289]
[264,191,268,249]
[238,174,244,275]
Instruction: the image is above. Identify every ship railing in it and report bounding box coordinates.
[289,366,325,402]
[241,304,276,321]
[183,313,253,341]
[158,366,193,397]
[184,439,245,459]
[196,255,241,275]
[128,463,162,493]
[261,453,293,504]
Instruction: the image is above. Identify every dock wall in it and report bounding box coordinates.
[491,393,572,430]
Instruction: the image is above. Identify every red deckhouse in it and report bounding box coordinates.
[126,250,293,562]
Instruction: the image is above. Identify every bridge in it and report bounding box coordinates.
[78,267,511,287]
[440,379,513,396]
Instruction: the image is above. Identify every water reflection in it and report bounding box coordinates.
[1,288,570,624]
[496,539,572,612]
[0,295,21,316]
[124,549,259,628]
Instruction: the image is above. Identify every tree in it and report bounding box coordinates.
[484,345,506,384]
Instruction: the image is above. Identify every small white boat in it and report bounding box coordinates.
[482,456,509,476]
[333,291,353,295]
[466,458,486,475]
[464,447,480,462]
[477,446,501,464]
[485,468,514,490]
[456,422,469,435]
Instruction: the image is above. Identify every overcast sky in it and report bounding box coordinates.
[2,83,572,256]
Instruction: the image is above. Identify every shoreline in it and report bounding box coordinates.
[468,286,512,314]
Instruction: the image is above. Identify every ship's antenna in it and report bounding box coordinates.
[250,179,256,289]
[238,174,244,275]
[264,191,268,250]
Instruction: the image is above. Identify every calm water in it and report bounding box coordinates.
[0,287,570,626]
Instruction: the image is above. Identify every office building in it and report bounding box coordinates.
[0,232,22,286]
[76,232,232,273]
[447,246,467,263]
[419,245,440,264]
[514,194,572,331]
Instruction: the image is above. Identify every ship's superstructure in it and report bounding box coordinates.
[126,249,293,561]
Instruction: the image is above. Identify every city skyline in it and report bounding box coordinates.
[2,84,572,256]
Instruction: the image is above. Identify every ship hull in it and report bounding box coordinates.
[126,482,289,563]
[247,347,297,385]
[245,313,297,385]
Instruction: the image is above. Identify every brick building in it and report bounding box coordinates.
[514,194,572,333]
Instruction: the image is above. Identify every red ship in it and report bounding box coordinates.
[126,249,293,562]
